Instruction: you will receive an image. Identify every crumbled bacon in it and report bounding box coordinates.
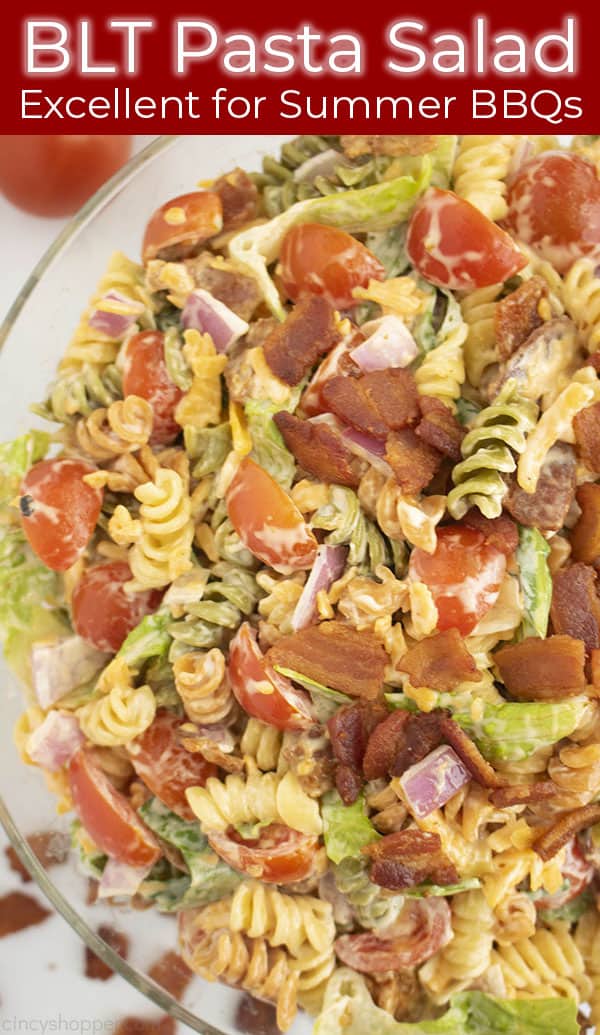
[463,510,519,557]
[571,484,600,564]
[534,803,600,862]
[364,829,459,890]
[416,396,464,462]
[266,621,388,699]
[363,711,411,781]
[551,563,600,656]
[263,295,341,385]
[212,168,259,231]
[397,629,481,693]
[186,254,263,321]
[495,635,587,700]
[585,352,600,375]
[494,277,546,361]
[438,716,503,788]
[5,830,69,883]
[85,925,129,981]
[0,892,50,938]
[328,700,388,803]
[340,136,438,159]
[322,368,420,440]
[322,374,388,438]
[491,782,557,808]
[148,951,193,1000]
[385,430,442,495]
[504,443,577,533]
[390,713,446,777]
[273,411,361,487]
[235,996,280,1035]
[574,401,600,474]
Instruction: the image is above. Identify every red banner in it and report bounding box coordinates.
[0,0,597,133]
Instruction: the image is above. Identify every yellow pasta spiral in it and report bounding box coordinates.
[460,283,504,387]
[414,322,467,411]
[173,647,236,725]
[492,923,591,1003]
[453,136,517,221]
[175,330,227,430]
[240,718,283,772]
[230,881,335,956]
[419,890,495,1004]
[75,395,153,461]
[77,658,155,747]
[563,257,600,353]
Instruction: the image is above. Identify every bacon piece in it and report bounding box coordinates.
[322,375,388,438]
[571,484,600,564]
[328,700,388,803]
[391,713,445,776]
[273,411,360,488]
[491,782,556,808]
[263,295,341,386]
[551,563,600,656]
[85,925,129,981]
[187,256,263,321]
[495,635,587,700]
[574,401,600,474]
[363,711,411,781]
[322,368,420,440]
[385,430,442,495]
[438,716,503,788]
[5,830,69,883]
[212,168,259,231]
[416,396,464,462]
[397,629,481,693]
[235,996,280,1035]
[267,621,388,699]
[0,891,50,938]
[364,829,459,890]
[534,803,600,862]
[463,510,519,557]
[149,951,193,1000]
[585,353,600,375]
[591,649,600,693]
[494,277,546,361]
[334,899,452,972]
[504,443,577,533]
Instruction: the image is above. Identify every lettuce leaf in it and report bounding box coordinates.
[321,790,380,865]
[517,526,552,639]
[244,399,296,489]
[455,698,589,763]
[229,161,432,319]
[0,430,50,509]
[117,610,172,668]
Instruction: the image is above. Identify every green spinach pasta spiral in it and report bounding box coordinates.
[32,363,123,424]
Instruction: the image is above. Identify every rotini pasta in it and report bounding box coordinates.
[414,321,467,410]
[461,283,504,388]
[173,647,236,725]
[419,891,495,1003]
[492,924,591,1003]
[175,330,227,430]
[375,476,446,553]
[74,395,153,461]
[77,658,155,747]
[333,856,406,929]
[563,257,600,353]
[229,880,335,956]
[240,718,283,772]
[32,363,123,424]
[453,135,516,221]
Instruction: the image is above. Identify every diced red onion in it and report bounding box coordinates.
[97,857,153,899]
[31,637,110,710]
[292,545,348,631]
[341,426,393,477]
[350,316,418,373]
[293,149,348,184]
[399,745,470,819]
[26,711,84,771]
[182,289,248,353]
[88,291,145,338]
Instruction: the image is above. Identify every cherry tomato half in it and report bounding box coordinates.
[226,457,317,574]
[406,187,526,290]
[0,136,132,218]
[122,330,183,446]
[228,623,314,732]
[72,562,163,653]
[506,152,600,273]
[279,223,386,309]
[335,898,452,972]
[68,748,160,868]
[409,524,507,636]
[127,711,216,821]
[19,458,102,572]
[142,191,223,263]
[208,824,319,884]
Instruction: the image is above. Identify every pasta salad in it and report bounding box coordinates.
[4,133,600,1035]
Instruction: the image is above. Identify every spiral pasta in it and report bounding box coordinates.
[77,659,156,747]
[174,330,227,430]
[448,380,539,518]
[562,257,600,353]
[547,740,600,809]
[240,718,284,772]
[491,924,591,1003]
[186,759,322,836]
[575,909,600,1026]
[493,893,537,947]
[230,881,335,956]
[173,647,236,725]
[32,363,123,425]
[74,395,153,461]
[453,136,517,221]
[169,563,262,653]
[414,321,467,411]
[461,283,504,388]
[419,890,495,1003]
[375,477,446,554]
[256,570,305,646]
[311,485,389,571]
[334,856,406,929]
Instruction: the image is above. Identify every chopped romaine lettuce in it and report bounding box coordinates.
[365,224,409,278]
[321,790,379,865]
[244,399,296,489]
[0,430,50,509]
[71,820,107,881]
[163,326,193,391]
[273,665,350,704]
[517,526,552,639]
[456,698,589,763]
[117,610,172,667]
[538,887,593,925]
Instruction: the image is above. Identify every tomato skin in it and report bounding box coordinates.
[226,457,317,574]
[72,562,163,653]
[208,824,319,884]
[279,223,386,309]
[229,624,314,732]
[127,711,216,821]
[0,136,132,218]
[409,524,507,636]
[335,899,452,972]
[19,459,102,572]
[68,748,160,867]
[506,152,600,273]
[406,187,526,290]
[142,191,223,263]
[122,330,183,445]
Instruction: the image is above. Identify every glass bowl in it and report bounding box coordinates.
[0,134,312,1035]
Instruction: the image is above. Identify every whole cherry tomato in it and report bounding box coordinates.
[208,824,319,884]
[142,191,223,263]
[122,330,183,446]
[19,458,102,572]
[279,223,386,309]
[72,562,163,653]
[406,187,526,290]
[68,748,160,868]
[409,524,507,636]
[226,457,317,574]
[506,152,600,273]
[228,623,314,732]
[127,711,216,821]
[0,136,132,217]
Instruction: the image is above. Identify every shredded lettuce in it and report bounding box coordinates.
[0,430,51,508]
[538,887,593,925]
[321,790,379,865]
[229,161,432,319]
[456,698,589,763]
[314,969,578,1035]
[244,399,296,489]
[517,526,552,639]
[273,665,350,704]
[117,610,172,668]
